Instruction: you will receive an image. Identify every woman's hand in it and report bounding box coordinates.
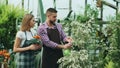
[29,44,41,50]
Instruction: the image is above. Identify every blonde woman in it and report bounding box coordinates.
[13,14,41,68]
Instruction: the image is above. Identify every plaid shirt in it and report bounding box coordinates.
[37,23,67,48]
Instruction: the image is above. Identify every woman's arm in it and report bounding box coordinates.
[13,37,40,52]
[13,37,30,52]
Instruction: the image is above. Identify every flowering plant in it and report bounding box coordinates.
[0,50,10,63]
[58,50,89,68]
[31,35,42,45]
[23,35,42,47]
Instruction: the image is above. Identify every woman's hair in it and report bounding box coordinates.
[20,14,34,31]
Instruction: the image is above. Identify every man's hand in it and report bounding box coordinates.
[63,43,72,49]
[65,37,73,43]
[56,42,72,49]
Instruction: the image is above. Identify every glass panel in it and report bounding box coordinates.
[8,0,22,7]
[103,5,116,21]
[72,0,85,15]
[42,0,54,13]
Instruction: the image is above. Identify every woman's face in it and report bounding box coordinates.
[29,17,35,28]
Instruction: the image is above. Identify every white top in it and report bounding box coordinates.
[16,29,37,47]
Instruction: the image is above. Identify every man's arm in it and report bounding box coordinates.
[37,27,58,48]
[37,26,71,49]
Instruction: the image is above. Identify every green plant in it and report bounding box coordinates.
[94,13,120,68]
[76,4,98,23]
[58,4,101,68]
[104,60,115,68]
[58,50,90,68]
[0,4,25,49]
[59,3,120,68]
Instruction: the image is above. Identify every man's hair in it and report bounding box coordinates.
[46,8,57,15]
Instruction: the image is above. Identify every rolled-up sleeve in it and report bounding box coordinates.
[37,27,58,48]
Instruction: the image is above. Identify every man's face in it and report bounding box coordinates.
[48,13,57,24]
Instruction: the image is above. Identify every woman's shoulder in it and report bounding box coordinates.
[16,30,25,39]
[17,30,25,35]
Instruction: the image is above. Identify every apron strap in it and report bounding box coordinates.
[24,30,34,40]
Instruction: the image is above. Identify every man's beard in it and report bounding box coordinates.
[49,20,55,25]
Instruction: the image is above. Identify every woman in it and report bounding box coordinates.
[13,14,41,68]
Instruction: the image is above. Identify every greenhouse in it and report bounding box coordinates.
[0,0,120,68]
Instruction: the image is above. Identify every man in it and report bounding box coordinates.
[38,8,72,68]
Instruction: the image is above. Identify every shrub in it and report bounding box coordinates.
[0,4,25,49]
